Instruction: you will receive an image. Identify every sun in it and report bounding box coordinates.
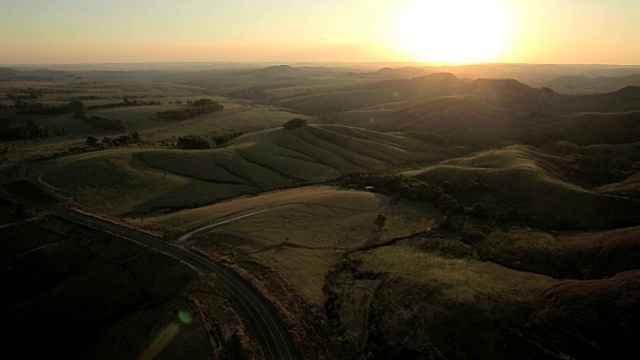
[399,0,512,63]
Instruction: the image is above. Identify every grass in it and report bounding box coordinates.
[354,238,555,304]
[30,149,255,216]
[404,145,640,230]
[148,186,441,305]
[254,248,344,303]
[149,186,386,231]
[27,124,448,216]
[478,225,640,279]
[0,72,307,161]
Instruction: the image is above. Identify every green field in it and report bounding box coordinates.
[148,186,440,304]
[26,124,449,215]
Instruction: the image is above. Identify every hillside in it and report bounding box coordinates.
[404,145,640,230]
[332,80,640,145]
[520,110,640,146]
[542,74,640,94]
[343,95,514,144]
[275,72,466,114]
[29,124,449,216]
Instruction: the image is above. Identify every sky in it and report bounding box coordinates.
[1,0,638,65]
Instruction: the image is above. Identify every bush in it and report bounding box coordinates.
[176,135,212,149]
[156,103,223,120]
[85,115,125,132]
[283,118,307,130]
[192,98,215,107]
[336,171,461,212]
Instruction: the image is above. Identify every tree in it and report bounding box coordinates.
[283,118,307,130]
[374,214,386,231]
[73,101,89,120]
[192,98,214,107]
[85,136,98,147]
[132,131,141,143]
[176,135,212,149]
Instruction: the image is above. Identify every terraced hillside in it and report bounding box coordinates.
[28,124,449,216]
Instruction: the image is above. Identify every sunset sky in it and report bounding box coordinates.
[1,0,638,65]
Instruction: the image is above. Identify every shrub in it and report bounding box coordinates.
[156,103,223,120]
[176,135,212,149]
[192,98,215,107]
[283,118,307,130]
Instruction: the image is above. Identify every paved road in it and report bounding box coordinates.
[0,161,299,360]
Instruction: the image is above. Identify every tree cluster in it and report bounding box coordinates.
[192,98,216,107]
[6,87,43,100]
[156,102,223,120]
[211,130,246,147]
[283,118,307,130]
[13,99,83,116]
[84,115,125,132]
[0,118,54,141]
[86,131,141,148]
[87,95,160,110]
[336,171,485,216]
[176,135,212,149]
[338,172,444,201]
[72,100,125,132]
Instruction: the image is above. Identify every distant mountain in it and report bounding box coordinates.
[333,78,640,146]
[542,74,640,94]
[276,72,466,113]
[372,66,430,79]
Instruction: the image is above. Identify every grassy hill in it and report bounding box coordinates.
[333,231,640,359]
[275,72,465,114]
[520,110,640,146]
[542,74,640,94]
[29,124,449,216]
[343,95,514,143]
[404,145,640,230]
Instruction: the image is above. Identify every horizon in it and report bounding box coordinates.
[2,0,638,65]
[4,61,640,68]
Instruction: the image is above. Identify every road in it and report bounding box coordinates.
[0,161,299,360]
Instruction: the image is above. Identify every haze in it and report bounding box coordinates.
[1,0,638,64]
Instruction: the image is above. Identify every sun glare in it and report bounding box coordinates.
[399,0,512,63]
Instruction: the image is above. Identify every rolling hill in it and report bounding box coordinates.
[404,145,640,230]
[29,124,449,216]
[541,73,640,94]
[519,110,640,146]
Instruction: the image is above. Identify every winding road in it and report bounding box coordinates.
[0,160,299,360]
